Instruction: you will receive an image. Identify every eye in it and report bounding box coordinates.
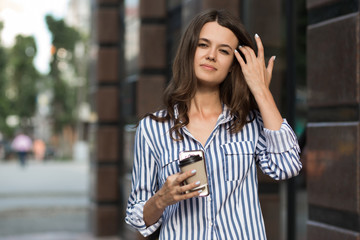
[198,43,208,48]
[220,49,230,55]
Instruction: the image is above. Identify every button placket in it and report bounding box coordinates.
[207,195,213,230]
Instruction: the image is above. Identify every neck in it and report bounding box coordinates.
[190,88,222,116]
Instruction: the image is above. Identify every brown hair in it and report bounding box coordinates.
[148,9,257,140]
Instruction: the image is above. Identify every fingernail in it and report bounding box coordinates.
[191,169,197,174]
[195,181,201,185]
[198,190,203,193]
[238,45,243,48]
[273,56,276,61]
[255,33,259,38]
[234,49,238,53]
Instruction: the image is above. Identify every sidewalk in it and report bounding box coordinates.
[0,160,121,240]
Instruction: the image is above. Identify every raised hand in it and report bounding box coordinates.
[234,33,282,130]
[234,34,276,96]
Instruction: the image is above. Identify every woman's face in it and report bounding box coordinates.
[194,21,238,88]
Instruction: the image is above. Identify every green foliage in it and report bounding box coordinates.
[0,15,88,139]
[8,35,39,119]
[0,21,12,137]
[52,75,77,133]
[45,15,80,52]
[0,42,13,137]
[45,15,81,133]
[0,24,41,137]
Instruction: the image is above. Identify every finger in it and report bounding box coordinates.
[238,45,254,64]
[179,179,201,193]
[184,189,202,199]
[234,49,246,66]
[267,56,276,78]
[244,46,258,63]
[175,189,201,201]
[239,46,257,64]
[179,184,203,199]
[255,33,264,60]
[175,169,197,185]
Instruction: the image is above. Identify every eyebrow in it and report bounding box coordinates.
[199,38,233,51]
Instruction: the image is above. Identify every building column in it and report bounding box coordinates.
[90,0,124,236]
[306,0,360,239]
[137,0,167,117]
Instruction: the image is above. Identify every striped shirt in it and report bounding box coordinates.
[125,105,302,239]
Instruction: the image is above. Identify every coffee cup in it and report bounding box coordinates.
[179,151,209,197]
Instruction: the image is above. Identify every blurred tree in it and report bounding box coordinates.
[45,15,80,133]
[9,35,39,116]
[0,21,13,137]
[5,34,40,135]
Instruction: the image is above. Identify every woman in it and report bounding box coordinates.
[126,9,302,239]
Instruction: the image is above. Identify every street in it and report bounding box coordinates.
[0,160,120,240]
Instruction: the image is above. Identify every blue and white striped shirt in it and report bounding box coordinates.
[125,105,302,239]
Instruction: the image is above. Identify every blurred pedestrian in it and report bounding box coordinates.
[33,138,46,161]
[11,132,33,167]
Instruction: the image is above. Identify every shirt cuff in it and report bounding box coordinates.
[125,201,162,237]
[263,119,300,153]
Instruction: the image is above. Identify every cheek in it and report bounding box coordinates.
[222,57,235,72]
[193,51,201,65]
[194,49,205,60]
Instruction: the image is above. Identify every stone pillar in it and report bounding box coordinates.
[137,0,167,117]
[90,0,123,236]
[306,0,360,239]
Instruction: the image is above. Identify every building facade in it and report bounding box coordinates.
[306,0,360,239]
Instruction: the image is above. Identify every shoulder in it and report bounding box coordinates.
[138,109,170,132]
[140,109,168,124]
[136,109,173,148]
[153,109,168,118]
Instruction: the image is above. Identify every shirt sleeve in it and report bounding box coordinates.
[256,117,302,180]
[125,120,162,237]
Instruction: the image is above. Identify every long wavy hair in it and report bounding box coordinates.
[148,9,257,140]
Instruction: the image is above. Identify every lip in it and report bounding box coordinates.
[200,64,217,71]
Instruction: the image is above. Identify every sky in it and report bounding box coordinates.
[0,0,70,74]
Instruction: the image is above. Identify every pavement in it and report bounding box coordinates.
[0,160,122,240]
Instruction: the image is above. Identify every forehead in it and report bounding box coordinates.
[199,21,238,47]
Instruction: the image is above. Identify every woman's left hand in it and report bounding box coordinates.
[234,34,275,96]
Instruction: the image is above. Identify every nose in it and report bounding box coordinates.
[206,48,216,61]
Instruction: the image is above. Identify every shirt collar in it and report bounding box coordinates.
[218,103,235,124]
